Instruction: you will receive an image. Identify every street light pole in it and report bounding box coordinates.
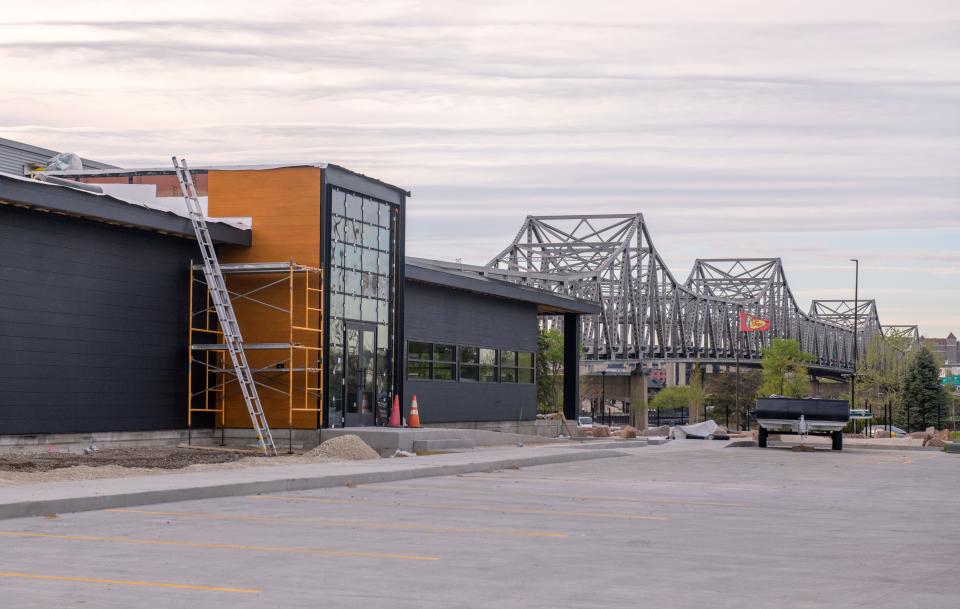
[850,258,859,415]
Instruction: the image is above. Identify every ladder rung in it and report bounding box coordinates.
[176,156,276,456]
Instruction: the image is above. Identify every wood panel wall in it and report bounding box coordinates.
[207,167,323,430]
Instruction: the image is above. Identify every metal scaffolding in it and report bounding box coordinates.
[187,261,323,451]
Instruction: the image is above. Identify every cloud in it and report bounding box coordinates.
[0,1,957,335]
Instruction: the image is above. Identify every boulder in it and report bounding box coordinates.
[924,437,945,448]
[592,424,611,438]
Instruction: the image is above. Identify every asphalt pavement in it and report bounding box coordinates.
[0,441,956,608]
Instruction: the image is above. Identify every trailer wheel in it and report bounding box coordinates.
[758,427,768,448]
[831,430,843,451]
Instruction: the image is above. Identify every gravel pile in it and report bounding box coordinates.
[304,435,380,461]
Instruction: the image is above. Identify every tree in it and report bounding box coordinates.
[759,338,814,397]
[688,364,706,421]
[857,334,910,411]
[900,346,948,431]
[706,369,762,429]
[536,329,564,413]
[650,385,690,411]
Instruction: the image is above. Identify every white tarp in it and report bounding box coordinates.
[670,419,720,440]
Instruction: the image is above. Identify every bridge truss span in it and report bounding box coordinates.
[425,214,917,374]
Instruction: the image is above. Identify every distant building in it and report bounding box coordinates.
[923,332,960,366]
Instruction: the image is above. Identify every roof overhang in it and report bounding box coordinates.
[0,172,251,246]
[406,257,602,315]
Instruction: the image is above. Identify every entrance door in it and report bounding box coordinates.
[344,323,377,426]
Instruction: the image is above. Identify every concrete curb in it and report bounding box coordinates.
[728,440,943,452]
[0,448,628,521]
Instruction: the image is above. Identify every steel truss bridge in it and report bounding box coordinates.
[425,214,919,375]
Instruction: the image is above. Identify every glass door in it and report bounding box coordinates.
[344,322,377,426]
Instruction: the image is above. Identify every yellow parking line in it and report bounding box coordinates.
[363,483,745,508]
[251,495,668,521]
[106,508,567,539]
[0,531,437,562]
[0,571,259,594]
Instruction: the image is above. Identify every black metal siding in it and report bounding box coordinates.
[0,204,194,434]
[403,281,537,423]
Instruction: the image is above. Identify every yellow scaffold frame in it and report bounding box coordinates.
[187,260,323,451]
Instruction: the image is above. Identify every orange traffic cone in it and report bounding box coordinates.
[388,395,401,428]
[408,395,421,428]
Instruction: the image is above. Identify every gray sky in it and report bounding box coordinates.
[2,0,958,336]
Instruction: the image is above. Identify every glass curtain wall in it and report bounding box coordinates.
[327,187,397,426]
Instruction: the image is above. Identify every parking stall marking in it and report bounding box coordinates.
[105,508,569,539]
[359,482,747,508]
[0,571,260,594]
[249,494,669,521]
[0,530,438,561]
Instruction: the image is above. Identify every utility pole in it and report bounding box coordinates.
[850,258,859,413]
[735,305,742,431]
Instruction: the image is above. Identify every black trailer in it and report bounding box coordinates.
[755,397,850,450]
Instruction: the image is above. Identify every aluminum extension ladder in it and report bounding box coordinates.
[172,157,277,455]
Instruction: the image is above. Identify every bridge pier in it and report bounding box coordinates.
[630,368,648,431]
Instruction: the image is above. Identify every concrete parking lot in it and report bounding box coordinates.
[0,442,956,608]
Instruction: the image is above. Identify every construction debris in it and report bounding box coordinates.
[670,420,728,440]
[304,435,380,461]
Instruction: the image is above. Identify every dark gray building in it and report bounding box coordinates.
[402,259,599,424]
[0,173,248,435]
[0,145,598,440]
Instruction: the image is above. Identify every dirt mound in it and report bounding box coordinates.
[591,424,611,438]
[614,425,638,439]
[305,435,380,461]
[640,425,671,437]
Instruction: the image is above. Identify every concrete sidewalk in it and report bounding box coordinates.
[0,444,632,521]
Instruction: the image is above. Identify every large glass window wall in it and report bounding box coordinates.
[327,187,397,426]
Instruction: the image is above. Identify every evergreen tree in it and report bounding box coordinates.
[899,346,948,431]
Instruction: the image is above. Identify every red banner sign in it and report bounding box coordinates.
[739,311,770,333]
